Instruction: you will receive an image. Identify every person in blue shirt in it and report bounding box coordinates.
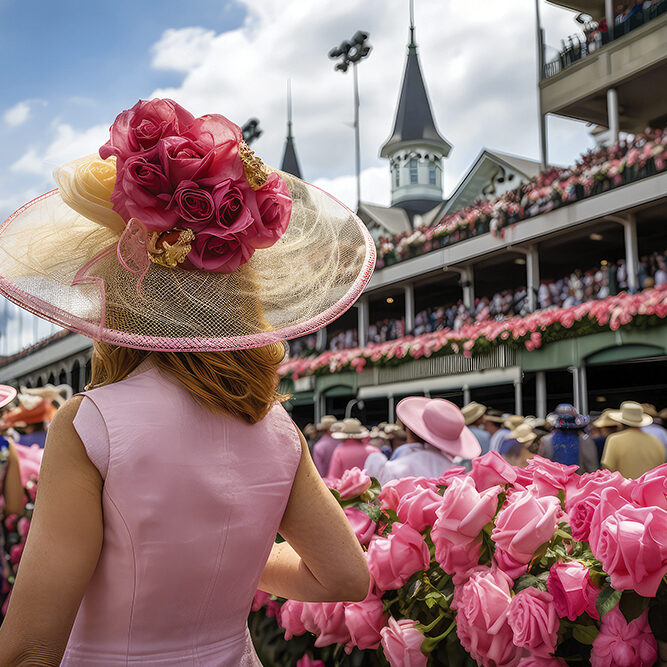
[462,402,491,455]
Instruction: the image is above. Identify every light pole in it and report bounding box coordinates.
[329,30,372,210]
[241,118,262,145]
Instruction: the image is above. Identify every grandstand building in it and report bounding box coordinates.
[1,1,666,429]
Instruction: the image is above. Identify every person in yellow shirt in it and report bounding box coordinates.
[601,401,666,479]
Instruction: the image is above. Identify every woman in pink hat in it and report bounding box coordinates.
[365,397,481,484]
[0,99,374,665]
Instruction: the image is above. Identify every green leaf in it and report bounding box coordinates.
[596,584,622,617]
[572,623,600,645]
[619,591,650,624]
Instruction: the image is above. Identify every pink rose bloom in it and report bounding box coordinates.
[431,476,500,574]
[547,560,599,621]
[279,599,307,639]
[366,523,430,592]
[296,654,326,667]
[470,451,517,490]
[337,467,371,500]
[493,548,529,580]
[16,517,30,539]
[525,455,579,497]
[507,588,559,656]
[343,507,376,546]
[265,599,281,618]
[3,514,17,532]
[565,469,634,513]
[296,656,325,667]
[568,495,601,542]
[379,618,427,667]
[518,658,568,666]
[452,566,521,667]
[168,180,215,228]
[491,488,560,566]
[632,463,667,510]
[591,608,657,667]
[396,486,443,532]
[311,601,350,647]
[100,98,196,162]
[378,477,436,511]
[589,492,667,597]
[188,230,254,273]
[344,594,387,651]
[436,466,467,486]
[251,589,270,612]
[253,172,292,249]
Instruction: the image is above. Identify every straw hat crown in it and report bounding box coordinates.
[331,418,370,440]
[462,402,487,426]
[608,401,653,428]
[509,423,537,444]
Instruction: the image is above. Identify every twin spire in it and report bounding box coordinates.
[280,79,302,179]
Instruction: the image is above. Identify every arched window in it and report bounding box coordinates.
[409,158,418,184]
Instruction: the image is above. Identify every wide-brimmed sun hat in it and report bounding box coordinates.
[396,397,481,459]
[316,415,337,431]
[331,418,370,440]
[546,404,589,430]
[0,385,17,410]
[0,99,374,352]
[508,423,537,445]
[503,415,525,431]
[461,401,486,426]
[592,409,619,429]
[608,401,653,428]
[641,403,659,418]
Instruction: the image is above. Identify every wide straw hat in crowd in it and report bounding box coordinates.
[484,409,505,425]
[396,397,481,459]
[0,99,375,353]
[593,409,619,429]
[608,401,653,428]
[461,401,486,426]
[641,403,659,419]
[331,418,370,440]
[509,423,537,445]
[316,415,337,431]
[503,415,525,431]
[0,385,17,410]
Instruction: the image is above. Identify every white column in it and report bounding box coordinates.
[461,266,475,312]
[534,0,548,169]
[605,0,614,31]
[580,366,589,415]
[404,283,415,335]
[356,296,369,346]
[623,216,640,292]
[388,395,395,423]
[526,245,540,312]
[607,88,619,145]
[514,379,523,416]
[536,371,547,418]
[463,385,471,405]
[570,367,581,413]
[314,392,322,424]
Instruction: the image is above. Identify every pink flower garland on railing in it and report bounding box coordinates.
[280,286,667,380]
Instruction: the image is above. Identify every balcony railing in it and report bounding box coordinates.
[542,0,666,80]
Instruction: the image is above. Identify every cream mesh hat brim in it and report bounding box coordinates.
[0,165,375,352]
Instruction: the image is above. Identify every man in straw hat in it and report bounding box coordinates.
[590,409,620,462]
[499,423,538,468]
[602,401,665,478]
[364,397,480,485]
[461,401,490,456]
[311,415,340,476]
[327,418,375,479]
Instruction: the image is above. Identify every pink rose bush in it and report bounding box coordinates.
[247,459,665,665]
[100,98,292,273]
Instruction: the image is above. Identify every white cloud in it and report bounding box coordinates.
[3,101,31,127]
[313,166,390,208]
[10,123,109,177]
[151,27,217,72]
[146,0,584,209]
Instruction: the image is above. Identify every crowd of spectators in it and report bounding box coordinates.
[288,253,667,356]
[376,127,666,268]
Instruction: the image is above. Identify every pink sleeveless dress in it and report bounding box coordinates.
[61,362,301,665]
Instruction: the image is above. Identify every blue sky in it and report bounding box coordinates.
[1,0,593,218]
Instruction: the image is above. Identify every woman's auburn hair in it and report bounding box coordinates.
[89,341,288,424]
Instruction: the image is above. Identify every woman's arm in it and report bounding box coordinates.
[3,442,25,516]
[0,397,103,667]
[258,428,369,603]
